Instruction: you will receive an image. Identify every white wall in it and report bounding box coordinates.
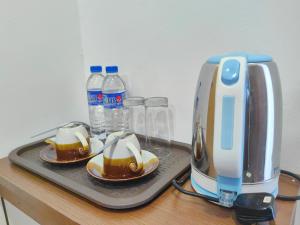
[0,200,6,225]
[0,0,87,157]
[77,0,300,173]
[0,0,85,224]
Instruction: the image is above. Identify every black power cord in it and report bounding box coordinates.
[172,170,219,202]
[277,169,300,201]
[172,168,299,224]
[172,168,300,202]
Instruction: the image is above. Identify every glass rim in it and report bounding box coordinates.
[145,97,168,107]
[124,96,145,107]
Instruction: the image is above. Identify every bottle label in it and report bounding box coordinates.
[87,90,103,106]
[103,91,126,109]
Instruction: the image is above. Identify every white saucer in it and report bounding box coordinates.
[86,150,159,182]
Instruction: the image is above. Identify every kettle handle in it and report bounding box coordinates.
[212,56,247,201]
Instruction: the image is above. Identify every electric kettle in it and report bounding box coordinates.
[191,52,282,207]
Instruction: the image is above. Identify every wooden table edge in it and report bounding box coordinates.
[0,157,298,225]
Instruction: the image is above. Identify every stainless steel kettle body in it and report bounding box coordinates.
[191,52,282,207]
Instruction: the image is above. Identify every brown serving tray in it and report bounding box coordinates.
[8,136,191,209]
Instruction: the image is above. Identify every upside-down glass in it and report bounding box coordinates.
[123,97,145,135]
[145,97,172,157]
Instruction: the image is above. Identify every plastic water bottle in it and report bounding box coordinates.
[102,66,127,133]
[86,66,105,139]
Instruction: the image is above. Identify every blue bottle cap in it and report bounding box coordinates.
[90,66,102,73]
[106,66,118,74]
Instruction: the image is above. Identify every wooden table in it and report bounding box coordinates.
[0,157,298,225]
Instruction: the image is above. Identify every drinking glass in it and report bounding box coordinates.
[145,97,172,157]
[123,97,145,135]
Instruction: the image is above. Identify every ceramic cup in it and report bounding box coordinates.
[103,131,144,179]
[45,124,90,161]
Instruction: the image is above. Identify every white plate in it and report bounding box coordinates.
[86,150,159,182]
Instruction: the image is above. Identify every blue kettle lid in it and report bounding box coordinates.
[207,52,272,64]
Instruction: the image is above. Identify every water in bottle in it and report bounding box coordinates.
[86,65,105,139]
[102,66,128,133]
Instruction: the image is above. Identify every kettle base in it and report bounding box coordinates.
[191,166,279,208]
